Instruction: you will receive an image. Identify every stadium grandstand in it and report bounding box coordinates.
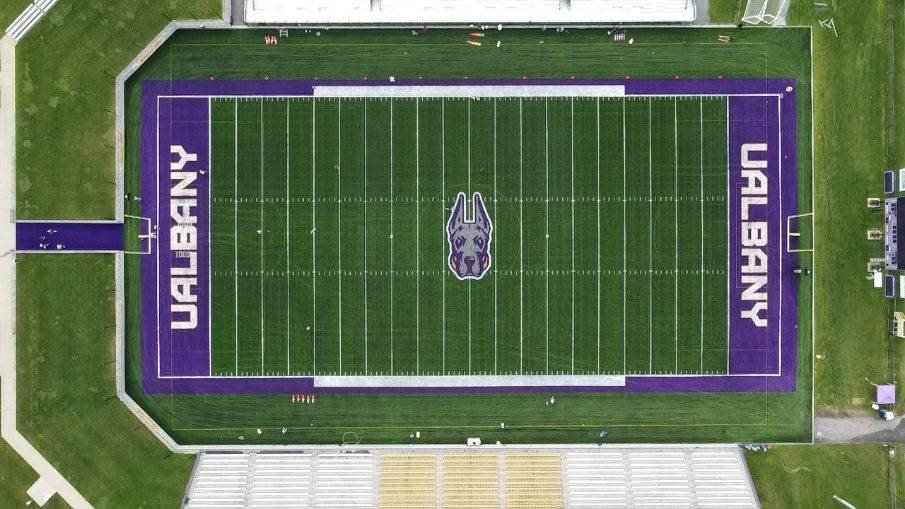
[183,446,759,508]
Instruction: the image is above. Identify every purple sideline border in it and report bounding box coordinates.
[140,78,798,395]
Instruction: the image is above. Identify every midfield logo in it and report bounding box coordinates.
[447,192,493,280]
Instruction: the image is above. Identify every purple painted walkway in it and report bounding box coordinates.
[140,78,800,395]
[16,222,123,252]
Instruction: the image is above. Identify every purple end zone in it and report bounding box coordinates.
[139,78,798,395]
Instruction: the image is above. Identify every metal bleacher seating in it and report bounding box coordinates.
[183,446,758,508]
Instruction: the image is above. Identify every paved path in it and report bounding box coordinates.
[0,34,92,509]
[815,416,905,443]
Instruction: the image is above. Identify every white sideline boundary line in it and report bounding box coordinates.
[313,85,626,98]
[157,93,790,382]
[315,374,626,388]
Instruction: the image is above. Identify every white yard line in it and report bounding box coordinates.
[286,101,291,375]
[390,99,395,375]
[596,97,601,374]
[647,99,653,374]
[259,99,265,375]
[416,98,421,374]
[674,98,679,373]
[207,98,212,377]
[699,98,705,373]
[234,100,239,374]
[622,98,627,374]
[570,97,576,374]
[441,99,447,374]
[337,101,343,374]
[312,100,317,373]
[519,98,524,374]
[363,102,369,374]
[493,99,498,375]
[467,99,472,375]
[544,99,550,373]
[726,97,732,374]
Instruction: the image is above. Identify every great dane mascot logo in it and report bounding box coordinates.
[447,192,493,280]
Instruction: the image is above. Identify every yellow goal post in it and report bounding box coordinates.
[786,212,814,253]
[124,214,153,255]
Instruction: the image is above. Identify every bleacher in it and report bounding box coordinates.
[379,454,436,508]
[4,0,59,42]
[183,446,758,508]
[244,0,696,24]
[184,451,376,508]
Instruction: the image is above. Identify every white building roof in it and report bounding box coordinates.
[244,0,696,25]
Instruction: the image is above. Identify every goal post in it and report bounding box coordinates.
[786,212,814,253]
[124,214,154,255]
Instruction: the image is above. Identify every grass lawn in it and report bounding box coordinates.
[0,389,66,509]
[16,255,195,508]
[708,0,744,24]
[746,444,892,508]
[0,0,32,31]
[15,0,220,220]
[787,0,896,415]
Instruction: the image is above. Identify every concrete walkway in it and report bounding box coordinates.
[815,416,905,443]
[0,34,92,509]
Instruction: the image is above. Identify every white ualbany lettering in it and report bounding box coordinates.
[169,145,202,330]
[739,143,769,328]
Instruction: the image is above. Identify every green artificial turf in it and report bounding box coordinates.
[122,26,813,445]
[16,255,195,508]
[746,444,892,508]
[207,95,729,377]
[15,0,220,220]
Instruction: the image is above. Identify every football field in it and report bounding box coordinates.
[142,78,797,394]
[208,94,729,377]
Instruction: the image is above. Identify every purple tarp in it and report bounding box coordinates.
[16,222,124,252]
[140,78,799,395]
